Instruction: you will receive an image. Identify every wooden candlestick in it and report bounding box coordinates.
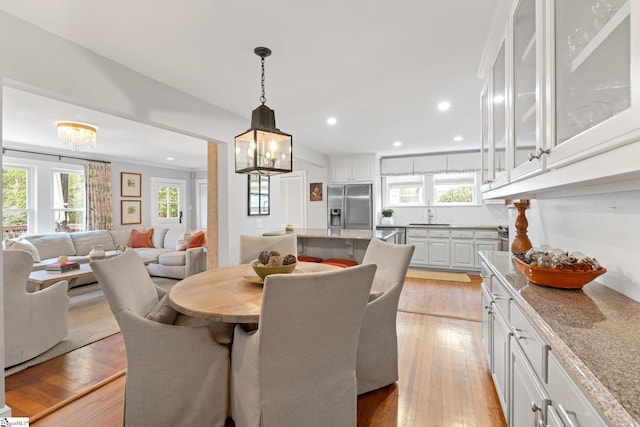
[511,200,532,254]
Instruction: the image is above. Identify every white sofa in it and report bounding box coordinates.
[7,227,206,285]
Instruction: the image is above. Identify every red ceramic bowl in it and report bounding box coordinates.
[512,256,606,290]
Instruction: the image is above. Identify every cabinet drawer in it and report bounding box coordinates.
[491,277,510,317]
[429,230,450,238]
[407,229,429,238]
[547,352,608,427]
[510,302,549,382]
[451,230,474,239]
[475,230,499,239]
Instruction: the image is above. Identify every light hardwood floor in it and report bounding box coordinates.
[6,274,507,427]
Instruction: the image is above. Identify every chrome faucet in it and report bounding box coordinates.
[427,200,435,224]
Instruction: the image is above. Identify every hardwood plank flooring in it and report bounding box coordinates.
[6,274,507,427]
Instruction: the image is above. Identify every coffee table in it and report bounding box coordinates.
[28,263,95,290]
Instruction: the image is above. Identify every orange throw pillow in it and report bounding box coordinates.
[129,229,154,248]
[186,231,206,249]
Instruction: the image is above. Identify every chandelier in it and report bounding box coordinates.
[56,122,97,151]
[235,47,292,175]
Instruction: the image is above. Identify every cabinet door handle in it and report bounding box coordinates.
[557,404,577,427]
[513,328,525,340]
[528,148,551,161]
[531,402,542,413]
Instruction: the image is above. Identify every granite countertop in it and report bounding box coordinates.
[480,251,640,427]
[378,223,503,230]
[263,228,396,241]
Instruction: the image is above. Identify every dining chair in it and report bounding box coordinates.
[238,234,297,264]
[3,250,69,368]
[231,263,377,427]
[357,238,415,394]
[91,249,230,427]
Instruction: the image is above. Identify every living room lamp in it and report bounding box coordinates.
[235,47,293,175]
[56,121,97,151]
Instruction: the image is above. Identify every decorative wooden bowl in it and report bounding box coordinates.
[512,256,606,290]
[251,261,297,280]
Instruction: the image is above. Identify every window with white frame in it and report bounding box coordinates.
[52,169,86,232]
[384,175,425,206]
[433,172,477,206]
[2,165,33,236]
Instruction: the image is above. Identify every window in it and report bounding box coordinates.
[3,166,32,236]
[158,185,180,220]
[52,170,86,232]
[384,175,425,206]
[433,173,477,206]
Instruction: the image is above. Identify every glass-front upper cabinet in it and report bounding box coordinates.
[492,43,508,186]
[551,0,634,167]
[481,83,491,190]
[512,0,543,180]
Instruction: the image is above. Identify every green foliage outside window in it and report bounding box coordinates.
[3,167,29,228]
[436,185,474,203]
[158,185,180,219]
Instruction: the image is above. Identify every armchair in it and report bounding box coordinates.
[91,250,229,427]
[231,264,376,427]
[357,238,415,394]
[3,250,69,368]
[239,234,297,264]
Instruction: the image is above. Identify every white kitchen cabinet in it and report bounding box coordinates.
[408,236,428,265]
[480,0,640,200]
[546,351,609,427]
[509,335,550,427]
[451,239,475,269]
[427,238,450,266]
[330,155,375,183]
[480,255,612,427]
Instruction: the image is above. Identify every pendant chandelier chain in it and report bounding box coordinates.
[260,56,267,105]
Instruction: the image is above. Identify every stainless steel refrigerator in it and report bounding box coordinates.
[327,184,373,230]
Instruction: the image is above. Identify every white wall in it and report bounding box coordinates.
[296,158,329,229]
[516,190,640,303]
[388,204,509,227]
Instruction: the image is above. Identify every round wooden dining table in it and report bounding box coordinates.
[168,262,339,324]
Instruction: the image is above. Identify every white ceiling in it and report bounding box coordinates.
[1,0,499,170]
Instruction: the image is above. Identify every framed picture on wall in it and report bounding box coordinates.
[121,172,142,197]
[310,182,322,201]
[121,200,142,225]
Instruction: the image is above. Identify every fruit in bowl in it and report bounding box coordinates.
[251,251,298,279]
[513,247,606,289]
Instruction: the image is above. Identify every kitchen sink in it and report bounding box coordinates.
[408,223,450,226]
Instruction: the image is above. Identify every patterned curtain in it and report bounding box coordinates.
[84,161,113,230]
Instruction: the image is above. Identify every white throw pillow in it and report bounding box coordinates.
[4,238,41,262]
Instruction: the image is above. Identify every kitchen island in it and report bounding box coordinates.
[263,228,397,264]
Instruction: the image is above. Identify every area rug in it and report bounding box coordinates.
[5,277,177,377]
[406,269,471,283]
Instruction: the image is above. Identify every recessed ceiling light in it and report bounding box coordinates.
[393,141,402,147]
[453,135,464,142]
[493,95,504,104]
[327,117,337,126]
[437,101,451,111]
[166,157,175,161]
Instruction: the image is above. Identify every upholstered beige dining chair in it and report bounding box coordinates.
[91,249,230,427]
[238,234,297,264]
[231,263,377,427]
[3,250,69,368]
[357,238,415,394]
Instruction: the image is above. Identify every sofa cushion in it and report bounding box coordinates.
[110,229,134,247]
[21,233,76,260]
[133,248,168,263]
[151,227,169,248]
[163,228,187,251]
[186,231,206,249]
[4,238,41,262]
[145,294,178,325]
[69,230,117,255]
[158,251,186,266]
[129,229,154,248]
